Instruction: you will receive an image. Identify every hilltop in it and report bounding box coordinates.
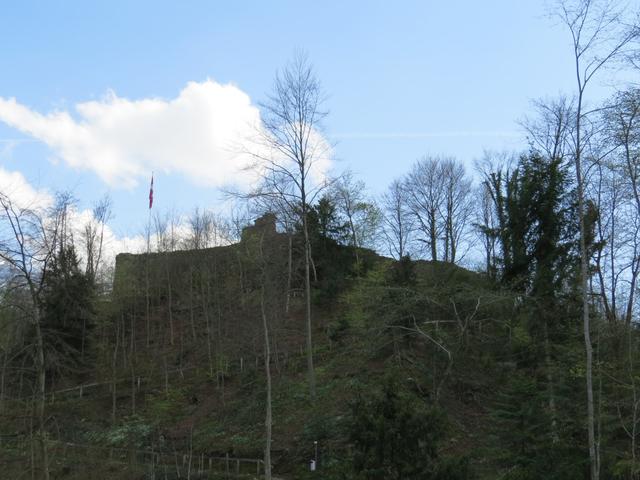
[1,213,504,479]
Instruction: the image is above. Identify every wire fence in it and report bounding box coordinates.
[0,436,264,478]
[1,343,333,406]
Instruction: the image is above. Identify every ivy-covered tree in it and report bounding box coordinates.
[483,152,583,477]
[484,152,576,294]
[520,154,576,298]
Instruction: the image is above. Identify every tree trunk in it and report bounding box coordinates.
[212,259,225,403]
[166,261,174,346]
[146,255,151,348]
[348,216,361,268]
[0,348,7,414]
[625,264,639,326]
[111,321,119,424]
[594,246,612,323]
[32,306,49,480]
[189,266,196,340]
[285,234,292,314]
[201,273,214,379]
[576,88,598,480]
[261,287,272,480]
[302,209,316,401]
[543,321,559,442]
[429,209,437,261]
[130,360,136,415]
[444,211,450,263]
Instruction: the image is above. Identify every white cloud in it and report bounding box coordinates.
[0,167,143,271]
[0,81,334,267]
[0,81,266,189]
[66,206,146,264]
[0,168,53,211]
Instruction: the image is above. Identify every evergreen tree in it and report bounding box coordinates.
[312,195,349,242]
[490,372,583,480]
[349,378,472,480]
[40,245,96,376]
[491,152,576,294]
[387,255,417,288]
[304,198,361,301]
[520,154,576,299]
[487,153,583,478]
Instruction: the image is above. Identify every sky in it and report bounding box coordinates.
[0,0,625,250]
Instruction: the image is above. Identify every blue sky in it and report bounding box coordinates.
[0,1,618,241]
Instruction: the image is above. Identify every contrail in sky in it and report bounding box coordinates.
[331,131,522,140]
[0,138,37,143]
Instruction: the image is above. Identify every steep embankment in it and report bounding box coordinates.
[1,217,508,479]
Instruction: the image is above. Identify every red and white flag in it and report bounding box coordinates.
[149,173,154,209]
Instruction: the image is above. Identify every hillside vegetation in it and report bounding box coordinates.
[3,16,640,478]
[1,204,638,480]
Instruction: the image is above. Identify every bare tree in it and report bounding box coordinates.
[590,159,623,322]
[600,88,640,325]
[153,209,182,253]
[228,203,252,243]
[331,171,381,264]
[404,156,445,261]
[439,159,473,263]
[404,156,472,263]
[258,232,274,480]
[553,2,639,477]
[381,179,414,259]
[474,182,499,277]
[184,207,213,250]
[0,192,73,480]
[475,151,517,276]
[153,210,183,346]
[82,195,112,287]
[242,52,331,401]
[182,208,233,250]
[522,96,576,161]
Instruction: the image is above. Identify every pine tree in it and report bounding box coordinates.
[40,245,95,376]
[349,378,472,480]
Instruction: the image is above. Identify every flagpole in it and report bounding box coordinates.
[147,206,151,254]
[147,172,154,254]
